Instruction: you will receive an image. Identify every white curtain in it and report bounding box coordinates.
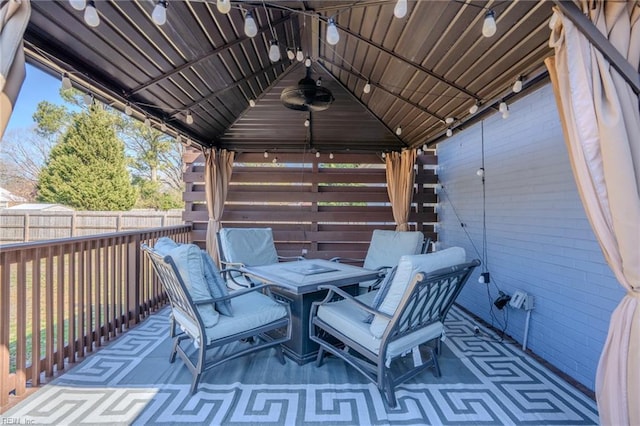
[385,149,417,231]
[204,148,235,266]
[0,0,31,139]
[546,2,640,424]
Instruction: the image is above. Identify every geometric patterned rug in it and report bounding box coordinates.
[3,306,599,425]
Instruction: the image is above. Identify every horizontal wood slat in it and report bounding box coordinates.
[183,152,438,259]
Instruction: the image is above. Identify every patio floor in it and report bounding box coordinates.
[3,306,598,425]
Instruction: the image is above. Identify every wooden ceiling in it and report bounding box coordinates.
[24,0,555,153]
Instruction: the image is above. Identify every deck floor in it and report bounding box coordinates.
[3,306,598,425]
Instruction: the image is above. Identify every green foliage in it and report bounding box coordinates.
[133,178,183,210]
[37,104,137,210]
[32,101,70,141]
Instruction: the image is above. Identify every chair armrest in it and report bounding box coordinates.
[220,260,245,268]
[329,257,365,265]
[315,285,393,320]
[278,255,305,262]
[220,268,254,288]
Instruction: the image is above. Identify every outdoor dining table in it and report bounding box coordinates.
[241,259,380,364]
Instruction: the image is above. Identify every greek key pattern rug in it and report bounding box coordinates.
[4,307,598,425]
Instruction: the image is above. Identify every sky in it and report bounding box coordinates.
[6,63,66,132]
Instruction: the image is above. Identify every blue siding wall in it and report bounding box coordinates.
[436,84,624,390]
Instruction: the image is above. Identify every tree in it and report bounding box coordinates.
[37,104,137,210]
[120,117,184,209]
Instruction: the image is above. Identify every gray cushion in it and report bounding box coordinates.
[153,236,179,256]
[369,247,466,338]
[316,291,443,362]
[167,243,219,327]
[359,230,424,288]
[201,250,234,317]
[204,291,287,342]
[364,266,397,323]
[218,228,279,266]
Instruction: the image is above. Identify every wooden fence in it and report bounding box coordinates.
[183,151,439,260]
[0,210,184,244]
[0,225,192,410]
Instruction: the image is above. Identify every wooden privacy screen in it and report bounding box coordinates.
[183,151,438,260]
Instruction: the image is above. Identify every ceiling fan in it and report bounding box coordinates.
[281,66,334,112]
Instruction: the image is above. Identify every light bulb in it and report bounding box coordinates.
[304,118,310,127]
[286,48,295,60]
[185,111,194,124]
[152,0,167,25]
[244,11,258,37]
[417,148,423,155]
[305,56,312,67]
[124,104,132,115]
[61,74,72,90]
[83,93,92,105]
[502,109,510,119]
[513,77,523,93]
[144,117,151,128]
[445,117,454,124]
[296,48,304,62]
[477,167,485,177]
[316,77,322,87]
[395,127,402,136]
[329,152,334,160]
[326,18,340,45]
[69,0,86,10]
[499,101,507,113]
[422,144,427,151]
[269,40,280,62]
[381,152,386,159]
[315,151,320,158]
[216,0,231,14]
[249,99,256,107]
[446,128,453,137]
[161,122,167,132]
[394,0,408,19]
[469,102,479,114]
[84,1,100,27]
[482,10,496,38]
[176,134,182,143]
[363,82,371,94]
[185,138,192,146]
[272,156,278,163]
[263,151,269,158]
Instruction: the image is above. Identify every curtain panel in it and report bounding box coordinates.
[0,0,31,139]
[385,149,417,232]
[204,148,235,266]
[546,2,640,424]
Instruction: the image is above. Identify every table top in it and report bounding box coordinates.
[242,259,380,295]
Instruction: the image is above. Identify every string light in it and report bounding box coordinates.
[61,73,72,90]
[499,101,508,113]
[296,48,304,62]
[512,77,523,93]
[244,11,258,37]
[160,121,167,132]
[446,128,453,137]
[469,102,479,114]
[84,0,100,27]
[394,0,408,19]
[124,103,132,115]
[305,56,312,67]
[286,48,295,60]
[69,0,86,11]
[315,151,320,158]
[185,111,194,124]
[269,40,281,62]
[83,93,93,105]
[152,0,167,26]
[216,0,231,14]
[326,18,340,45]
[363,82,371,94]
[482,10,496,37]
[304,118,310,127]
[445,117,454,124]
[395,127,402,136]
[249,99,256,107]
[144,116,151,128]
[329,152,334,159]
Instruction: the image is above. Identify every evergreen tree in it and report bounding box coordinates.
[37,104,137,210]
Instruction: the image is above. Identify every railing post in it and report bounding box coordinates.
[23,213,29,243]
[127,234,141,326]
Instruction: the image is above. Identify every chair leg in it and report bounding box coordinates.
[274,345,286,365]
[428,347,441,377]
[190,372,201,395]
[316,347,326,367]
[382,375,397,408]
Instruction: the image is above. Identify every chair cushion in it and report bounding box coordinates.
[359,230,424,288]
[316,291,444,360]
[218,228,279,266]
[153,236,179,256]
[364,266,398,323]
[204,291,287,342]
[201,250,233,317]
[167,243,219,327]
[369,247,466,338]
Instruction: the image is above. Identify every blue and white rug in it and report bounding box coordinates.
[3,306,598,425]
